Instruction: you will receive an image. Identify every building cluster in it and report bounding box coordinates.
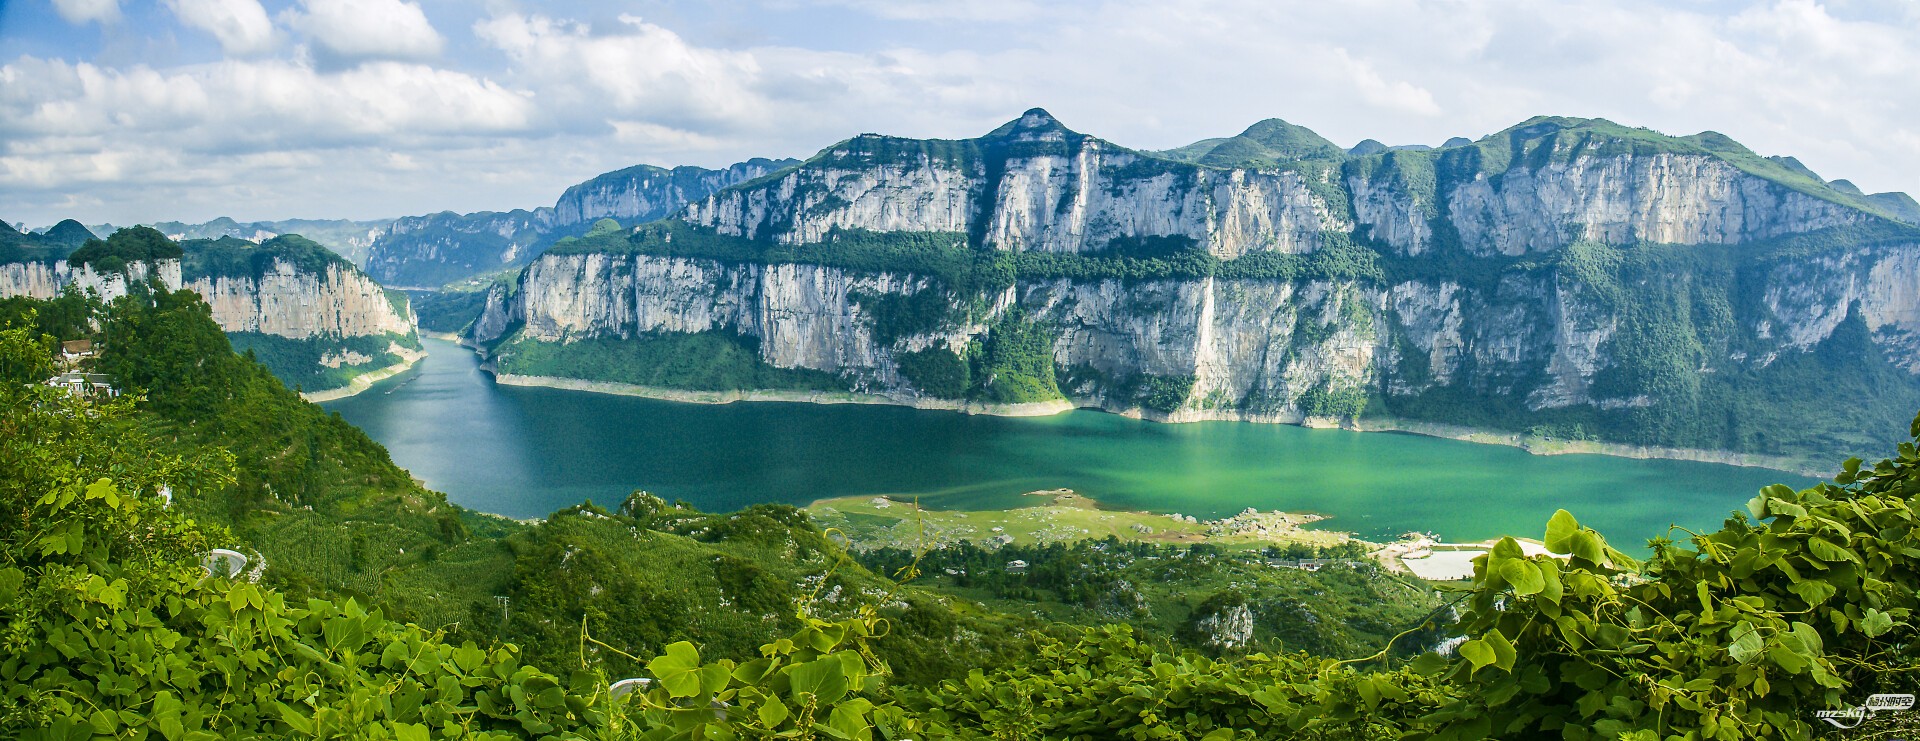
[43,338,117,398]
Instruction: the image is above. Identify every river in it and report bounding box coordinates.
[325,338,1818,544]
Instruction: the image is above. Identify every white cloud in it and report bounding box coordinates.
[816,0,1046,22]
[50,0,119,24]
[0,56,533,178]
[283,0,445,61]
[1334,48,1443,117]
[7,0,1920,227]
[474,14,767,129]
[167,0,276,55]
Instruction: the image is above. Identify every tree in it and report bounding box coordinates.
[0,324,51,388]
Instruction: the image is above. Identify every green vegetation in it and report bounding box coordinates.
[64,225,183,272]
[528,209,1920,461]
[494,331,849,393]
[965,310,1061,404]
[894,347,969,398]
[856,538,1442,659]
[227,331,413,392]
[0,287,96,341]
[0,218,96,264]
[411,287,496,334]
[1154,118,1353,216]
[1353,116,1910,224]
[11,285,1920,739]
[1155,118,1347,168]
[811,491,1351,554]
[554,221,1005,294]
[1298,383,1370,420]
[567,218,1393,291]
[179,233,350,280]
[850,287,960,346]
[1379,235,1920,460]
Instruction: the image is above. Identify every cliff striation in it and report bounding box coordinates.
[463,110,1920,463]
[181,235,419,395]
[0,258,184,304]
[0,232,418,396]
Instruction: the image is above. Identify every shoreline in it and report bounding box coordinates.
[302,345,426,403]
[1345,417,1823,478]
[471,359,1818,478]
[489,373,1077,417]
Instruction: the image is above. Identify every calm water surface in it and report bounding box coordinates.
[326,338,1817,544]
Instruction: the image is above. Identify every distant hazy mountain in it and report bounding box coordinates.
[1,219,97,263]
[84,217,392,265]
[362,158,797,288]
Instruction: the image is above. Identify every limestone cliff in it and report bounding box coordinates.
[470,111,1920,460]
[680,110,1341,258]
[554,159,796,228]
[0,259,183,304]
[186,260,413,339]
[0,234,419,395]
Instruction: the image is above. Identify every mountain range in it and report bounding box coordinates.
[460,108,1920,465]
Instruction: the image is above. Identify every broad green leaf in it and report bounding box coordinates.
[1458,639,1496,675]
[1491,537,1524,559]
[1537,557,1564,604]
[1571,532,1605,564]
[1768,645,1807,674]
[1862,608,1896,637]
[648,642,704,698]
[1356,677,1380,709]
[1409,652,1449,676]
[0,567,22,603]
[390,722,431,741]
[1806,537,1855,563]
[1498,558,1545,596]
[789,656,848,705]
[1728,622,1764,664]
[1545,510,1580,553]
[1790,579,1837,606]
[272,703,313,735]
[758,696,791,728]
[827,703,870,739]
[1485,629,1517,672]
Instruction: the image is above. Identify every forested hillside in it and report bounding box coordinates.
[4,285,1918,738]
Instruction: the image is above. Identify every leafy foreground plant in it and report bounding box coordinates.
[0,374,942,740]
[1419,441,1920,740]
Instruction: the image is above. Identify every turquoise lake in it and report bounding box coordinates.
[325,338,1819,545]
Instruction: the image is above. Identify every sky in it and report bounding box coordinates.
[2,0,1918,228]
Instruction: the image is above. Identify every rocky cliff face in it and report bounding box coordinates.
[554,159,796,228]
[0,259,182,303]
[1349,149,1869,257]
[682,110,1340,257]
[186,260,412,339]
[1,237,419,394]
[366,159,795,288]
[472,112,1920,458]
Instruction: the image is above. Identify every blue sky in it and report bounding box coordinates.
[3,0,1918,227]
